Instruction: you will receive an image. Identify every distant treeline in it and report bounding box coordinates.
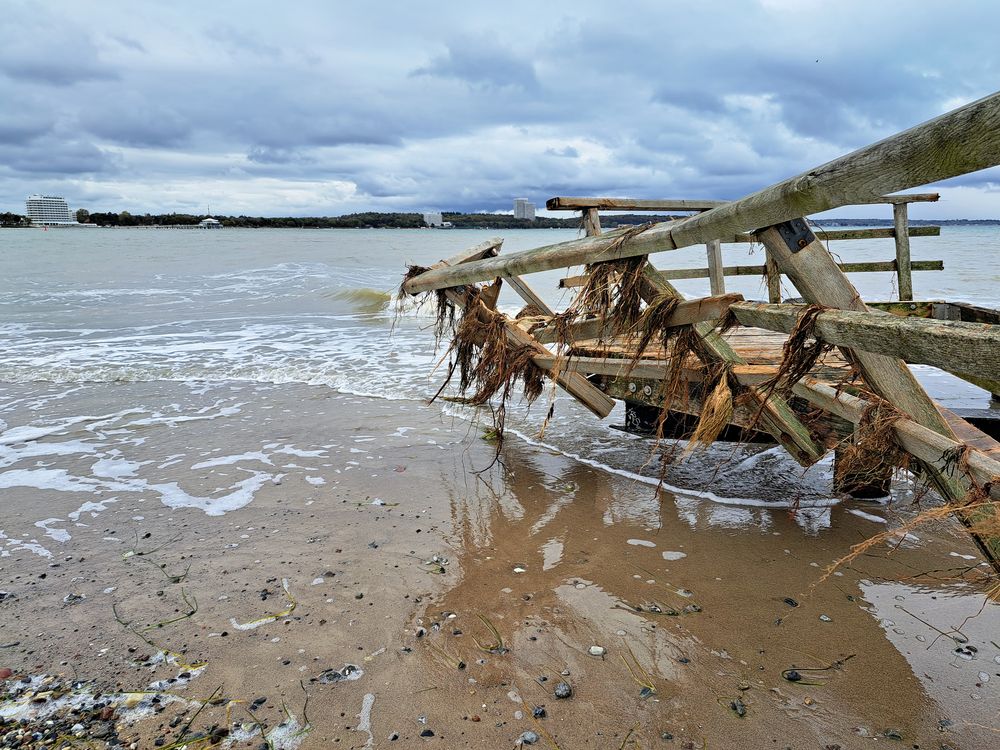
[3,209,999,229]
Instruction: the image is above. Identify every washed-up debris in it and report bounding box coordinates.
[314,664,364,684]
[230,577,296,631]
[730,697,747,718]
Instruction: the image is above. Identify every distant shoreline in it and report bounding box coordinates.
[2,212,999,230]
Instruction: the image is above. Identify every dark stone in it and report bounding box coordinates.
[420,729,434,737]
[554,682,572,699]
[532,706,546,719]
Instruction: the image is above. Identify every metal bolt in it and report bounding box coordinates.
[642,385,653,396]
[628,382,637,393]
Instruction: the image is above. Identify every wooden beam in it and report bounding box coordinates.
[546,193,940,211]
[893,203,914,300]
[528,293,745,345]
[404,92,1000,293]
[559,260,944,288]
[531,354,776,384]
[854,192,940,205]
[728,302,1000,381]
[504,274,551,314]
[636,265,824,465]
[547,197,727,211]
[706,239,725,295]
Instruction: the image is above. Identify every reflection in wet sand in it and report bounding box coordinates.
[420,441,999,748]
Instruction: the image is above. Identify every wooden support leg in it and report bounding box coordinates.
[833,443,892,499]
[893,203,914,301]
[706,239,726,295]
[764,250,781,303]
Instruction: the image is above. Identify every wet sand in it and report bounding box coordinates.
[1,382,999,748]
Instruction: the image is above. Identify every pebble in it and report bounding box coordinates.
[420,728,435,737]
[588,646,606,657]
[819,614,832,622]
[554,682,572,699]
[532,706,546,719]
[519,730,540,745]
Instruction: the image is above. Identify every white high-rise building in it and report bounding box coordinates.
[25,195,75,226]
[423,211,444,227]
[513,198,535,221]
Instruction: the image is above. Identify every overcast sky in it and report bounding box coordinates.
[2,0,998,219]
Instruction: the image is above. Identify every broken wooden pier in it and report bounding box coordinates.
[401,91,1000,571]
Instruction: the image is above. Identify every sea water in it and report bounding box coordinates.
[0,225,996,554]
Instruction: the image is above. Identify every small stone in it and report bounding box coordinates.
[420,729,434,737]
[661,732,674,740]
[783,597,799,607]
[819,614,832,622]
[784,670,802,682]
[0,668,12,680]
[470,715,480,722]
[532,706,546,719]
[588,646,606,657]
[803,697,814,706]
[355,593,364,600]
[554,682,572,699]
[513,566,527,574]
[389,732,399,741]
[882,729,903,740]
[730,698,747,717]
[519,730,540,745]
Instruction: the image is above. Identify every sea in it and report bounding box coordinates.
[0,225,997,546]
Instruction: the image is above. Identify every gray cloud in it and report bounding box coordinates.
[0,0,999,218]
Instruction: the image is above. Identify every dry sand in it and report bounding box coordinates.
[1,383,998,748]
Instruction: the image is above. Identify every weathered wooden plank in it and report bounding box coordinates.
[706,239,725,295]
[893,203,914,300]
[504,274,551,314]
[559,260,944,288]
[529,293,745,345]
[531,354,776,383]
[547,193,940,211]
[547,197,727,211]
[404,92,1000,293]
[728,302,1000,381]
[637,265,824,464]
[854,192,940,205]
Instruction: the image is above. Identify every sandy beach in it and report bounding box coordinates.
[2,378,998,749]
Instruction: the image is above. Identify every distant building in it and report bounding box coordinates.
[423,211,444,227]
[513,198,536,221]
[25,195,76,226]
[197,217,222,228]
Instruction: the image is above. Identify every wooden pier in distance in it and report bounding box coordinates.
[401,91,1000,572]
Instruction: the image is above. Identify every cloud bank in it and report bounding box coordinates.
[1,0,998,218]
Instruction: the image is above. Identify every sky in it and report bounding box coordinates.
[1,0,999,219]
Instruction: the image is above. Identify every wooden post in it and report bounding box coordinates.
[582,208,602,237]
[706,239,725,295]
[764,250,781,303]
[893,202,913,300]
